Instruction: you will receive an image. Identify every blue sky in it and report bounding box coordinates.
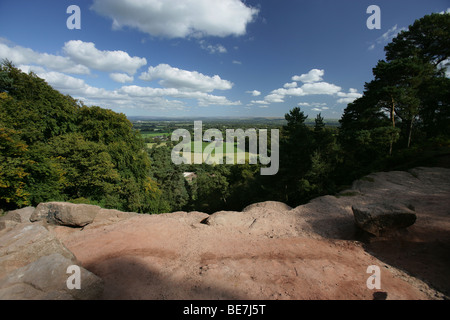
[0,0,448,119]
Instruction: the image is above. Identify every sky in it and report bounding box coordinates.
[0,0,448,119]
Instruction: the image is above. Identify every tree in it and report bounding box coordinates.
[0,126,32,209]
[147,145,189,212]
[385,13,450,66]
[0,62,163,212]
[338,12,450,182]
[369,57,436,149]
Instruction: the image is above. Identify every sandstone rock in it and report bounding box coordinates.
[30,202,100,227]
[0,253,103,300]
[243,201,292,212]
[162,211,209,225]
[88,208,138,228]
[352,203,417,236]
[0,224,76,276]
[0,207,35,224]
[204,211,253,228]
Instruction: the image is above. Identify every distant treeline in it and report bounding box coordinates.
[1,12,449,213]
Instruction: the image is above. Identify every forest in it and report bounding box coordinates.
[1,13,449,214]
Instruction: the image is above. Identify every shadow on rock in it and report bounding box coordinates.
[84,255,243,300]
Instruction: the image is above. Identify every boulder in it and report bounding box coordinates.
[352,203,417,236]
[203,211,254,228]
[243,201,292,212]
[0,207,35,223]
[0,224,76,276]
[0,253,103,300]
[30,202,100,227]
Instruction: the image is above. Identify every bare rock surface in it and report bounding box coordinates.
[30,202,101,227]
[352,203,417,236]
[0,222,103,299]
[1,167,449,300]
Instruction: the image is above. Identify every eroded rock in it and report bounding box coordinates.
[352,203,417,236]
[30,202,100,227]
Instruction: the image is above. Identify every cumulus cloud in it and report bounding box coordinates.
[90,0,259,39]
[259,69,359,107]
[337,88,363,104]
[250,100,269,105]
[292,69,324,83]
[120,85,240,106]
[0,42,90,74]
[139,63,233,92]
[301,82,341,95]
[110,73,134,83]
[63,40,147,75]
[246,90,261,96]
[30,69,240,110]
[283,82,297,88]
[6,41,239,112]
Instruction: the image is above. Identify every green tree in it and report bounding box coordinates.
[0,126,32,208]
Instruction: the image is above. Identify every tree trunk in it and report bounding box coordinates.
[407,116,414,148]
[389,97,396,155]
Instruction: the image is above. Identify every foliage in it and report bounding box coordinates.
[0,61,162,212]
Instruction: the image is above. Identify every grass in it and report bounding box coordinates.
[141,132,171,138]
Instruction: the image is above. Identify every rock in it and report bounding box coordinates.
[0,253,103,300]
[0,224,76,276]
[30,202,100,227]
[0,207,35,224]
[352,203,417,236]
[243,201,292,212]
[204,211,253,228]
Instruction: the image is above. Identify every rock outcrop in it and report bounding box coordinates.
[1,167,449,300]
[30,202,101,227]
[0,222,104,299]
[352,203,417,236]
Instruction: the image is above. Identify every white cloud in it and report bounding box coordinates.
[438,58,450,78]
[6,42,239,112]
[63,40,147,75]
[0,42,90,74]
[139,63,233,92]
[292,69,324,83]
[110,73,134,83]
[259,69,361,107]
[301,82,341,95]
[34,70,240,109]
[246,90,261,96]
[368,24,407,50]
[311,105,329,112]
[439,8,450,14]
[250,100,269,105]
[232,60,242,65]
[264,93,285,103]
[90,0,259,39]
[283,82,297,88]
[199,40,227,54]
[337,88,363,104]
[120,85,240,106]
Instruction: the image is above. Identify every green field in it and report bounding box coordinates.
[149,140,257,163]
[140,132,171,138]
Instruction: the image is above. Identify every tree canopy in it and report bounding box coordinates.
[0,61,163,212]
